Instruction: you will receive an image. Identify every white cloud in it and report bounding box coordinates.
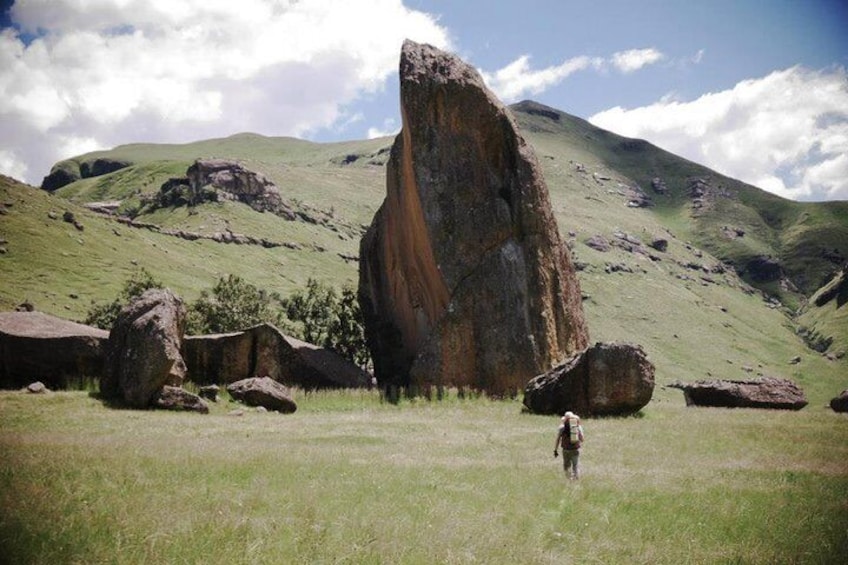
[480,48,663,103]
[367,118,400,139]
[589,66,848,201]
[481,55,602,102]
[0,0,449,184]
[611,48,665,73]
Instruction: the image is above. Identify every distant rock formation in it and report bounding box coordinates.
[102,289,188,408]
[183,323,371,390]
[41,158,131,192]
[522,342,655,416]
[669,377,808,410]
[359,40,589,397]
[0,311,108,389]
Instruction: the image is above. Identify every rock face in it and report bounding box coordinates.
[102,289,188,408]
[0,311,108,389]
[523,342,655,416]
[226,376,297,413]
[359,40,589,396]
[829,390,848,413]
[183,323,370,389]
[669,377,808,410]
[188,159,292,216]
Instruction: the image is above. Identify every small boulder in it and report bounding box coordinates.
[669,377,808,410]
[649,238,668,252]
[226,376,297,413]
[26,381,48,394]
[152,386,209,414]
[198,384,220,402]
[830,390,848,413]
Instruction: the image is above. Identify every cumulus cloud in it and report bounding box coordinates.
[0,0,449,184]
[481,47,663,103]
[610,48,665,73]
[481,55,603,102]
[589,66,848,201]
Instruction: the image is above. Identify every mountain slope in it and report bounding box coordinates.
[2,101,846,405]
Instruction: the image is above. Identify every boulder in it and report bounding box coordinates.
[830,389,848,413]
[102,289,188,408]
[152,385,209,414]
[183,323,370,389]
[26,381,48,394]
[226,376,297,413]
[0,311,108,389]
[669,377,808,410]
[523,342,655,416]
[359,40,589,397]
[198,384,220,402]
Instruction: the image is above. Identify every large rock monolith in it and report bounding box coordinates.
[102,289,187,408]
[183,323,371,389]
[0,311,108,389]
[359,40,589,396]
[523,342,655,416]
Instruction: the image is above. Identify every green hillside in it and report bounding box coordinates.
[2,100,846,406]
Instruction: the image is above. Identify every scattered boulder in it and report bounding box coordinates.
[523,342,655,416]
[102,289,188,408]
[0,311,108,389]
[668,377,808,410]
[649,238,668,253]
[198,384,220,402]
[359,40,589,397]
[226,376,297,413]
[650,177,668,194]
[830,390,848,413]
[584,235,611,252]
[26,381,48,394]
[183,323,370,389]
[152,385,209,414]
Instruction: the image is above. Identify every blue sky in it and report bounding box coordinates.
[1,0,846,200]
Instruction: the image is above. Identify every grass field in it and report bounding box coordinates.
[1,389,846,564]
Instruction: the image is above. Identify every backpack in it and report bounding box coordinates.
[561,416,582,449]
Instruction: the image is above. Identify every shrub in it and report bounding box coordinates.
[186,274,288,335]
[84,268,163,329]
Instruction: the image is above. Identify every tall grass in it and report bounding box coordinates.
[1,389,846,564]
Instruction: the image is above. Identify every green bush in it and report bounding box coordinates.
[186,274,288,335]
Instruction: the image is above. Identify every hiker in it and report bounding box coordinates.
[553,411,584,480]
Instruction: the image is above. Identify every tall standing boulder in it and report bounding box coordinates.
[359,40,589,396]
[102,289,188,408]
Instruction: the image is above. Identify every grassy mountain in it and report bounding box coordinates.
[1,100,846,405]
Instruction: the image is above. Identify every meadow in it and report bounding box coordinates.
[1,387,846,564]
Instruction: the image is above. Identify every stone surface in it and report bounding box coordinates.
[152,385,209,414]
[669,377,808,410]
[359,40,588,396]
[26,381,48,394]
[0,311,108,389]
[183,323,370,389]
[226,376,297,413]
[102,289,188,408]
[523,342,655,416]
[830,389,848,413]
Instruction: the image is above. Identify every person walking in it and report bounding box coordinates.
[553,411,584,480]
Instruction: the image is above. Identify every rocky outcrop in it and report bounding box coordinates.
[831,390,848,413]
[102,289,188,408]
[183,323,370,389]
[0,311,108,389]
[522,342,655,416]
[669,377,808,410]
[359,40,588,397]
[226,376,297,413]
[188,159,294,216]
